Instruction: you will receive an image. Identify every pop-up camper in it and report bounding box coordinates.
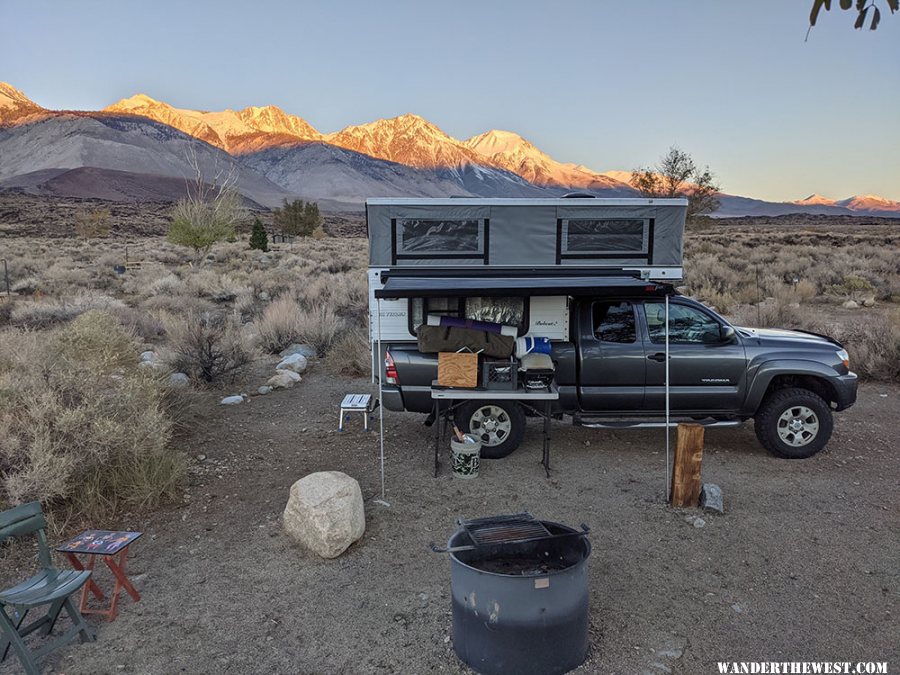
[367,197,687,344]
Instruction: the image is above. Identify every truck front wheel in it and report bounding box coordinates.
[455,401,526,459]
[754,387,834,459]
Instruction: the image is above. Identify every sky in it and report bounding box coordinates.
[1,0,898,202]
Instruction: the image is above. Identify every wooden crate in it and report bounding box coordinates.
[438,352,478,388]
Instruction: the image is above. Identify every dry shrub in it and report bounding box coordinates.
[324,329,370,377]
[10,293,126,329]
[0,312,184,519]
[297,305,343,356]
[256,296,303,353]
[74,208,111,238]
[166,313,256,384]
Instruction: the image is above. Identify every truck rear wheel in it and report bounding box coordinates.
[754,387,833,459]
[455,401,526,459]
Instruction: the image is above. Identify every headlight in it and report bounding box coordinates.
[836,348,849,368]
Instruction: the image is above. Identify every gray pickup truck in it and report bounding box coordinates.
[381,292,858,460]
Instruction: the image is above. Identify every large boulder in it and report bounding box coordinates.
[279,343,317,359]
[268,369,301,389]
[276,353,308,373]
[283,471,365,558]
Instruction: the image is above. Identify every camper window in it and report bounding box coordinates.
[560,219,648,256]
[410,296,527,335]
[396,219,483,257]
[592,301,637,343]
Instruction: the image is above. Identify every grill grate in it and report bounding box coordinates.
[460,513,552,548]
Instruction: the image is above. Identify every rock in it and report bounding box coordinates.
[276,353,308,373]
[692,517,706,529]
[220,395,244,405]
[140,350,156,362]
[138,360,166,370]
[842,300,859,309]
[167,372,190,387]
[258,291,271,302]
[861,296,876,307]
[279,343,317,359]
[283,471,365,558]
[257,385,273,395]
[700,483,724,513]
[268,370,301,390]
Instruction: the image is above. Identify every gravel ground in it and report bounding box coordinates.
[2,370,898,675]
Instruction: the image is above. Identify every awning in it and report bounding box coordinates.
[374,275,673,299]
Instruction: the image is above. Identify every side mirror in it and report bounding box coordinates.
[720,325,736,343]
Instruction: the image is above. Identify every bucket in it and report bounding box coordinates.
[451,435,481,479]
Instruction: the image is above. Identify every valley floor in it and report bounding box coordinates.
[4,370,897,674]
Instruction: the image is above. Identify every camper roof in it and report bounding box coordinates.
[366,197,688,207]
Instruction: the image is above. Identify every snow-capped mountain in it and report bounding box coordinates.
[464,130,633,194]
[325,114,486,169]
[1,82,899,216]
[0,82,47,125]
[835,194,900,213]
[793,193,836,206]
[104,94,321,153]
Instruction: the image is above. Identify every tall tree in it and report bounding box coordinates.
[630,146,721,220]
[273,198,321,237]
[808,0,897,35]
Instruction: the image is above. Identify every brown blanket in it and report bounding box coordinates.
[416,325,515,359]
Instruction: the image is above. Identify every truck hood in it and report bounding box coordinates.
[736,326,842,348]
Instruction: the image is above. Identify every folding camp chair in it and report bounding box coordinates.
[0,502,95,675]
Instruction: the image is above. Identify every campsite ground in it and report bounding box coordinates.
[4,370,896,675]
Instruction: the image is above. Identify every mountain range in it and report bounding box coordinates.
[1,82,898,216]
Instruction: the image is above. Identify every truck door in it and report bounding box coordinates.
[577,300,646,411]
[640,300,747,412]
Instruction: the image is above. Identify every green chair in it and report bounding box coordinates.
[0,502,95,674]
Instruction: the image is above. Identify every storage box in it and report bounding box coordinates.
[438,352,478,388]
[483,359,517,390]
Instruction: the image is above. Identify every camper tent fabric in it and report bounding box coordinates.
[367,198,687,269]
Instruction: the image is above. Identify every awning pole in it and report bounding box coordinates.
[665,294,671,502]
[377,297,386,501]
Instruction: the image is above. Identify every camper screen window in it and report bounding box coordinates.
[562,219,647,255]
[396,219,482,256]
[410,297,526,335]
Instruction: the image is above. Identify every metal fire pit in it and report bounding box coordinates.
[432,514,591,675]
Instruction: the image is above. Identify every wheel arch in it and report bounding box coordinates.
[746,360,840,414]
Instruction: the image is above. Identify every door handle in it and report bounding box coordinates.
[647,353,667,362]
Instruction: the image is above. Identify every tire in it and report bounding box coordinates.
[454,400,526,459]
[754,387,833,459]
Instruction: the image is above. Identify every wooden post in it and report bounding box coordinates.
[670,423,704,507]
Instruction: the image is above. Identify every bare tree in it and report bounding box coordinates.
[167,144,246,261]
[631,146,721,220]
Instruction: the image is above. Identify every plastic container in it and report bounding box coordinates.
[451,435,481,479]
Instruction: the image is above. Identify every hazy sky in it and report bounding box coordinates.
[2,0,898,201]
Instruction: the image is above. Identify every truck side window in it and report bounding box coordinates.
[592,302,636,343]
[644,303,722,344]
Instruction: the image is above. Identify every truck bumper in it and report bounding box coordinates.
[833,372,858,411]
[381,386,405,412]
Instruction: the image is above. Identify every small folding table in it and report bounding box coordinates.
[57,530,142,621]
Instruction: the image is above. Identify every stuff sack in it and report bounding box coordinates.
[515,336,552,358]
[417,325,515,359]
